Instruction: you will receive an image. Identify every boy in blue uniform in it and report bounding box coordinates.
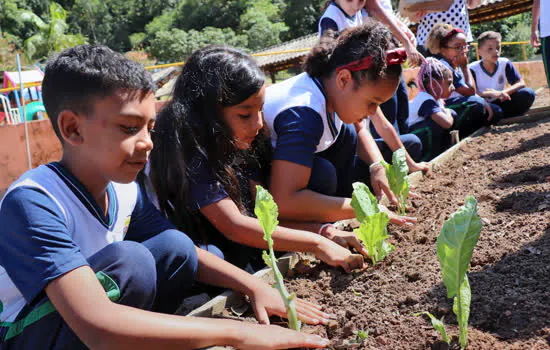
[469,31,536,119]
[0,45,329,350]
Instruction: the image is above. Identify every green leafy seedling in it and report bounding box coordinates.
[414,312,450,344]
[354,329,369,342]
[254,185,301,331]
[382,148,410,215]
[350,182,394,264]
[437,196,481,349]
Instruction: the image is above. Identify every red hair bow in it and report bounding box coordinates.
[336,48,407,74]
[441,28,465,46]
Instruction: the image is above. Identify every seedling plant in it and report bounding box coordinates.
[382,147,410,215]
[416,196,482,349]
[254,185,301,331]
[350,182,394,264]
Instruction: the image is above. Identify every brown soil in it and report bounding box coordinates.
[533,87,550,109]
[286,118,550,349]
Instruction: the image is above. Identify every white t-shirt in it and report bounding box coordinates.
[541,0,550,38]
[416,0,473,46]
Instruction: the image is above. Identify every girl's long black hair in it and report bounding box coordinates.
[148,45,269,241]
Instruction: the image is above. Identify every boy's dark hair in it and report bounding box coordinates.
[303,19,402,88]
[42,44,155,142]
[148,45,269,241]
[477,31,502,48]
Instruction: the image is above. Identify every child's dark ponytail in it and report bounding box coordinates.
[303,30,339,78]
[304,19,402,86]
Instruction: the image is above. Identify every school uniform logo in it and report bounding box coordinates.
[498,75,505,85]
[122,215,132,236]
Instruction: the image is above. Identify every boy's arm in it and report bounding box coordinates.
[193,247,330,324]
[503,60,526,95]
[532,0,541,47]
[370,107,430,173]
[45,265,328,349]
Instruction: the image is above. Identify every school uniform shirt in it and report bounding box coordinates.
[0,162,174,324]
[408,91,446,127]
[264,72,344,168]
[319,1,364,36]
[469,58,521,101]
[416,0,473,46]
[440,57,467,99]
[541,0,550,39]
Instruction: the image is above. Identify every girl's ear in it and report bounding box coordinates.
[58,110,84,146]
[335,69,354,91]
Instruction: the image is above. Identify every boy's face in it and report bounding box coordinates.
[479,39,501,64]
[73,90,156,184]
[337,0,367,16]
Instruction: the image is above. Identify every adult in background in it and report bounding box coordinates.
[416,0,483,56]
[532,0,550,89]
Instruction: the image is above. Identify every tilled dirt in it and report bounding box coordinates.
[286,118,550,349]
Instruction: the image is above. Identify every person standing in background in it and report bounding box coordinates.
[532,0,550,89]
[416,0,482,56]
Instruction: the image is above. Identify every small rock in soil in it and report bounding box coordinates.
[376,335,388,345]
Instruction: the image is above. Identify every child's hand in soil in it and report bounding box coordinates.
[408,160,432,175]
[249,281,331,326]
[379,204,417,226]
[234,323,329,349]
[315,237,366,273]
[320,225,369,258]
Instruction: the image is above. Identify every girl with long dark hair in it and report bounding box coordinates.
[145,45,366,272]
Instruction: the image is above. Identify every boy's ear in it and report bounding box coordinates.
[336,69,354,91]
[58,110,84,146]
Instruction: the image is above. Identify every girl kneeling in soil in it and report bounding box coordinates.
[408,58,458,160]
[145,45,367,273]
[263,22,417,225]
[425,23,496,137]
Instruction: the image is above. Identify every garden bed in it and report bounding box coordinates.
[190,116,550,349]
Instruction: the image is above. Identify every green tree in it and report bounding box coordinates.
[19,2,87,61]
[240,0,288,51]
[282,0,325,40]
[149,26,248,62]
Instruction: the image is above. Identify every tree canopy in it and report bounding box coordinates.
[0,0,537,66]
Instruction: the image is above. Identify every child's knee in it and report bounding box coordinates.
[150,229,199,279]
[400,134,423,162]
[100,241,157,309]
[515,87,536,105]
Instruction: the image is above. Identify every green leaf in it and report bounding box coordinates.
[254,185,279,246]
[383,148,410,215]
[353,212,391,264]
[437,196,482,299]
[414,312,451,344]
[453,275,471,349]
[351,182,379,223]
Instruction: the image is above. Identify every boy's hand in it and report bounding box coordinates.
[497,91,511,102]
[484,101,494,122]
[235,324,329,349]
[249,282,331,326]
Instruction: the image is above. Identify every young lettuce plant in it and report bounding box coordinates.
[382,147,410,215]
[437,196,481,349]
[254,185,301,331]
[416,196,482,349]
[350,182,394,264]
